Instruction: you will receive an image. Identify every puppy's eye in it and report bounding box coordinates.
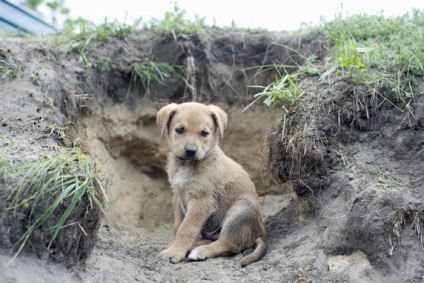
[200,131,209,137]
[175,128,184,135]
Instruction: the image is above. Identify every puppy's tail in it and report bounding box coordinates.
[240,237,266,267]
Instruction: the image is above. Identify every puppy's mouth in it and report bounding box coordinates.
[176,155,199,162]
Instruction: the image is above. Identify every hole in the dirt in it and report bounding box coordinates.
[77,104,173,229]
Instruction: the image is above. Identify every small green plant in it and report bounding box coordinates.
[96,57,111,73]
[0,154,12,174]
[0,134,15,147]
[127,61,175,98]
[152,4,205,40]
[7,147,111,252]
[297,55,321,77]
[320,38,373,82]
[243,73,304,112]
[377,176,389,188]
[0,59,18,82]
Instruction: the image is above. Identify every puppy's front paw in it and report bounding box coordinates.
[188,246,208,261]
[158,246,187,263]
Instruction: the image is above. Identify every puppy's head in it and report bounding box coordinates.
[157,102,227,161]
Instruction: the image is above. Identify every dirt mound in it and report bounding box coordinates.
[0,26,423,283]
[0,41,104,265]
[266,77,424,281]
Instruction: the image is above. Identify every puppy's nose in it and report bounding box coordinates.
[185,148,197,157]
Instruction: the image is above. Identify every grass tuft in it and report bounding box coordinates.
[127,61,175,98]
[51,18,140,67]
[151,4,205,40]
[6,147,111,251]
[0,59,18,82]
[243,72,304,112]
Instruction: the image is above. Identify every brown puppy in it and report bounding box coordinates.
[157,102,266,267]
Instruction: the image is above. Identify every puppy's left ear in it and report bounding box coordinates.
[157,103,178,136]
[209,105,228,138]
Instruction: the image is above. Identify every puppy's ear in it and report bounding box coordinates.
[209,105,228,138]
[157,103,178,136]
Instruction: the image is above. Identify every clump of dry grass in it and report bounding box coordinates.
[295,263,315,283]
[381,207,410,256]
[265,97,327,196]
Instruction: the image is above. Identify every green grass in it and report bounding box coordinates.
[0,154,13,178]
[151,4,205,40]
[320,9,424,85]
[0,59,18,82]
[248,9,424,111]
[51,18,140,67]
[127,61,175,98]
[321,12,406,42]
[243,72,304,112]
[243,44,310,111]
[6,147,111,252]
[96,56,111,73]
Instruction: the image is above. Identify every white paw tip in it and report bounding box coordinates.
[188,249,199,260]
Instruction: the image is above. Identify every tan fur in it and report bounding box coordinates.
[157,102,266,266]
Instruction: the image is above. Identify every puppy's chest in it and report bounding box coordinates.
[170,167,214,205]
[170,167,198,192]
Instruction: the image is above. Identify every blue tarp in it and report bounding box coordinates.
[0,0,53,34]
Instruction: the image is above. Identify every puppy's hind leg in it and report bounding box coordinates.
[189,197,265,264]
[188,239,232,261]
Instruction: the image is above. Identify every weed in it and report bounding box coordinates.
[51,18,139,67]
[297,55,321,77]
[127,61,175,98]
[243,43,319,112]
[320,38,373,82]
[96,57,111,73]
[243,72,304,112]
[0,59,18,82]
[0,135,15,147]
[0,154,12,176]
[6,147,111,252]
[0,152,15,183]
[152,4,205,40]
[377,176,389,188]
